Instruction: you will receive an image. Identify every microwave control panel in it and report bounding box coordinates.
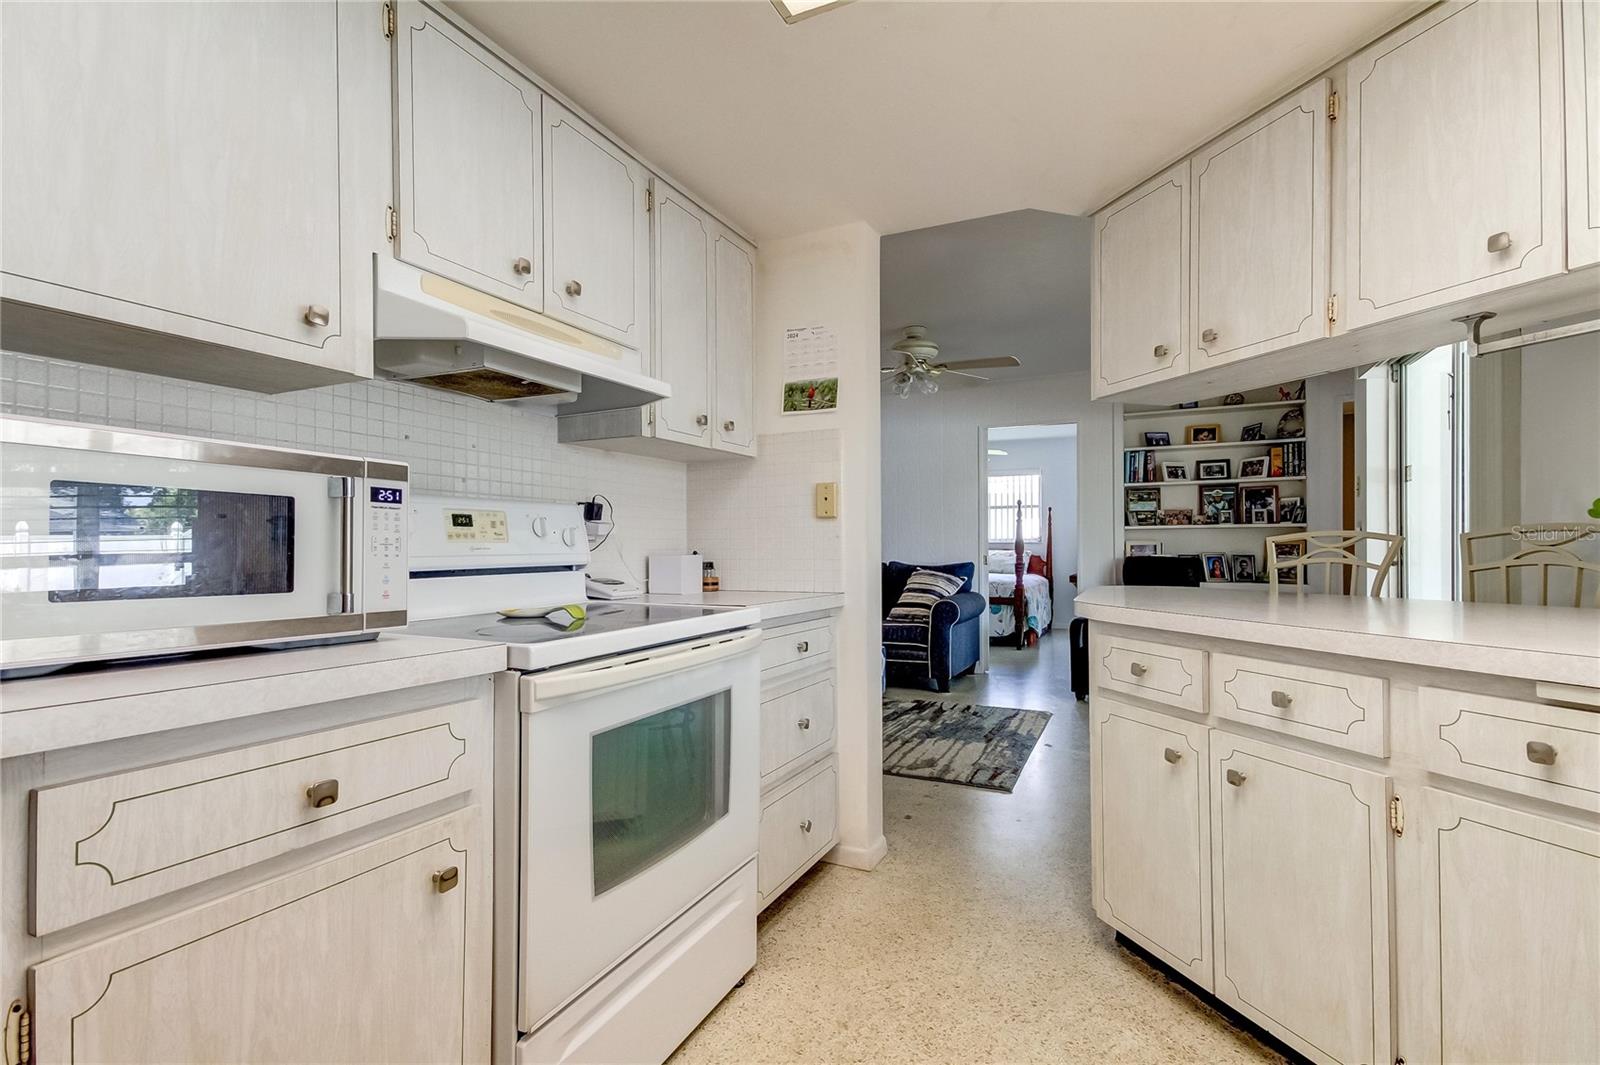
[363,477,408,621]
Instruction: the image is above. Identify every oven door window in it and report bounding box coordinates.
[591,691,731,896]
[45,480,294,602]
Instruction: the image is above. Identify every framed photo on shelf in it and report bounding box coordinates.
[1162,462,1190,481]
[1279,496,1305,524]
[1144,431,1171,447]
[1195,458,1232,481]
[1231,554,1258,582]
[1239,457,1269,479]
[1240,422,1265,441]
[1185,423,1222,444]
[1131,511,1161,527]
[1201,485,1239,525]
[1241,485,1279,523]
[1202,553,1231,582]
[1126,540,1162,557]
[1160,508,1194,526]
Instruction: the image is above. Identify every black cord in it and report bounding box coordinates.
[588,493,614,551]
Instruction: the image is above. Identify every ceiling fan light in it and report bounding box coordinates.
[918,376,939,395]
[892,378,913,399]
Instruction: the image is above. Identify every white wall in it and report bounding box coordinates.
[1518,334,1600,521]
[985,433,1078,617]
[0,351,688,577]
[1306,368,1354,532]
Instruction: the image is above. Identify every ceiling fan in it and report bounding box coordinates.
[881,326,1021,397]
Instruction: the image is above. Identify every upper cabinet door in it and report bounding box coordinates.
[713,230,757,454]
[543,100,651,352]
[652,183,713,447]
[1345,0,1566,330]
[1091,162,1190,398]
[1192,80,1331,369]
[394,1,541,309]
[1565,0,1600,268]
[0,0,377,381]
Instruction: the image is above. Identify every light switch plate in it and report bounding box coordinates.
[815,482,838,518]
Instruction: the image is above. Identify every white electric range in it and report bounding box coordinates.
[403,495,761,1065]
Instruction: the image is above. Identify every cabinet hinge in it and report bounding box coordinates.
[645,186,654,213]
[5,999,31,1065]
[1327,90,1340,121]
[1389,795,1405,837]
[386,205,398,242]
[1326,295,1337,327]
[382,1,396,39]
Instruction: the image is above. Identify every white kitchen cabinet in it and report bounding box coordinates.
[1566,0,1600,268]
[653,183,715,447]
[0,0,386,391]
[1210,732,1391,1065]
[1407,788,1600,1065]
[1344,0,1566,330]
[1092,162,1190,398]
[394,0,542,309]
[1191,80,1331,369]
[543,99,651,352]
[713,230,757,454]
[1090,697,1213,988]
[29,807,489,1064]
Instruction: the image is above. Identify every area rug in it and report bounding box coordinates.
[882,699,1051,792]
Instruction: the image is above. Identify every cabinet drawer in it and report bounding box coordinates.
[1419,688,1600,813]
[1210,652,1388,757]
[760,674,835,785]
[758,755,837,905]
[1092,633,1206,714]
[31,699,483,935]
[760,620,834,674]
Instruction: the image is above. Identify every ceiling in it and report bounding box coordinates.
[990,423,1078,442]
[880,209,1091,379]
[452,1,1415,241]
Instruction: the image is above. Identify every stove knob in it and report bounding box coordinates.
[562,526,577,547]
[532,516,548,538]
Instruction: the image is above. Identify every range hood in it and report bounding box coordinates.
[373,257,670,414]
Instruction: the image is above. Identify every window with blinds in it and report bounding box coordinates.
[987,471,1042,543]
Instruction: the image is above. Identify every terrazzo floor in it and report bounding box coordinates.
[670,628,1279,1064]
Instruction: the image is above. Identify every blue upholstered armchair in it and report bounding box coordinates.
[881,561,985,693]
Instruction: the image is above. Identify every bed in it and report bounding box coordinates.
[988,503,1055,648]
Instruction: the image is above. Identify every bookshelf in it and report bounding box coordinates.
[1119,383,1311,584]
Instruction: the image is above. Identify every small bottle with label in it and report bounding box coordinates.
[702,560,720,593]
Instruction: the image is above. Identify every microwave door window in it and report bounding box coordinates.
[45,481,294,602]
[591,692,732,897]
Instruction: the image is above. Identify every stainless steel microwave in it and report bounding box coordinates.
[0,415,408,676]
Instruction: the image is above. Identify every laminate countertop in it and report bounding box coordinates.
[1073,586,1600,688]
[633,590,845,624]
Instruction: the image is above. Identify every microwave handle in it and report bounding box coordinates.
[327,476,356,615]
[530,629,762,701]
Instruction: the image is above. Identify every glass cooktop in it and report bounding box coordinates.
[409,602,734,645]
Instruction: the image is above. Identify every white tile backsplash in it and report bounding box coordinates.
[687,430,843,593]
[0,351,688,577]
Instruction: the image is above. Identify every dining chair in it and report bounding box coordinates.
[1265,530,1403,596]
[1460,523,1600,607]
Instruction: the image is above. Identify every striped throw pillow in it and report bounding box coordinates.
[887,568,966,623]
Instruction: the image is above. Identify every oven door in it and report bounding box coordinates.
[518,629,761,1032]
[0,418,364,672]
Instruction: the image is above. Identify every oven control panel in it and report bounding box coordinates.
[362,475,408,622]
[444,508,509,543]
[407,496,588,570]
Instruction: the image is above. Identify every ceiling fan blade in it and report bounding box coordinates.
[938,356,1021,371]
[940,369,991,381]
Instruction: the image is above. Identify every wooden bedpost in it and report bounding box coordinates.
[1045,506,1054,608]
[1013,500,1027,650]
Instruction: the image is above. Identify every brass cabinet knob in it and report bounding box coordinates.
[1226,768,1247,787]
[799,819,813,833]
[723,420,735,432]
[1487,231,1512,253]
[1153,344,1169,359]
[797,640,809,653]
[1128,661,1147,677]
[565,279,583,297]
[303,305,330,328]
[1526,740,1558,765]
[797,717,812,731]
[433,866,460,894]
[1163,747,1182,764]
[1201,328,1219,343]
[306,779,339,808]
[1270,689,1294,709]
[696,414,709,427]
[513,257,532,276]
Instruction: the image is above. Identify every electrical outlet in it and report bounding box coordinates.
[815,482,838,518]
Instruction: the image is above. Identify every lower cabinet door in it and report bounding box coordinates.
[1090,697,1212,988]
[1210,733,1391,1065]
[1407,788,1600,1065]
[30,807,488,1064]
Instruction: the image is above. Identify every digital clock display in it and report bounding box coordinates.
[370,486,404,505]
[451,513,474,528]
